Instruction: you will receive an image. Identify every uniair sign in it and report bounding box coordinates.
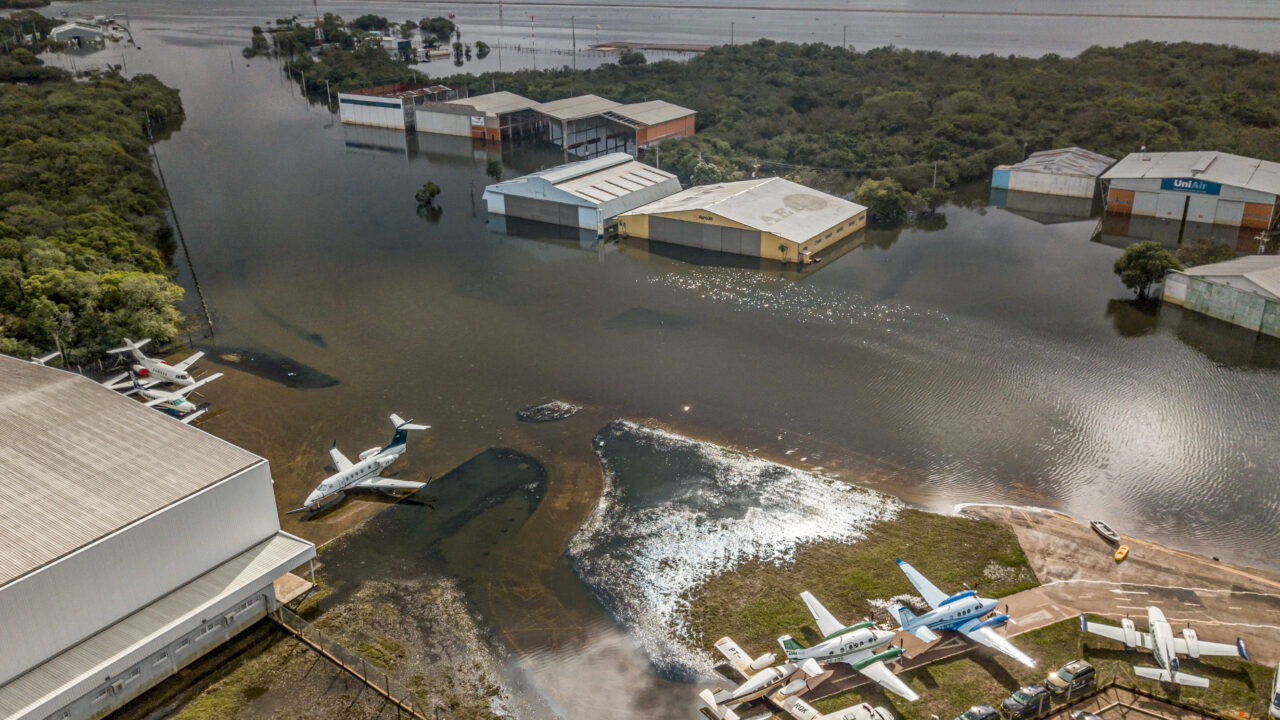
[1161,178,1222,195]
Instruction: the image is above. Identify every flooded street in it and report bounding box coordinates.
[30,2,1280,717]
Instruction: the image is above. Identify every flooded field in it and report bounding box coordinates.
[31,4,1280,718]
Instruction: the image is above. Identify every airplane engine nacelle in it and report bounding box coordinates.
[749,652,777,672]
[1121,617,1138,648]
[1181,628,1200,659]
[974,613,1010,630]
[780,677,808,697]
[359,447,381,460]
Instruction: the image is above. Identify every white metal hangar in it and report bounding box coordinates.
[1101,150,1280,229]
[482,153,681,233]
[0,354,315,720]
[990,147,1115,198]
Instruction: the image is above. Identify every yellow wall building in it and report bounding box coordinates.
[617,177,867,263]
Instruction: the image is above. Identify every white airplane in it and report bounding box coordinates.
[130,371,222,423]
[699,636,830,719]
[1080,606,1249,688]
[890,558,1036,667]
[777,591,919,701]
[780,695,895,720]
[30,351,61,366]
[288,414,430,515]
[103,338,204,389]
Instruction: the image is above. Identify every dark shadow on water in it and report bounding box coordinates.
[200,345,339,388]
[1106,298,1161,337]
[252,301,328,348]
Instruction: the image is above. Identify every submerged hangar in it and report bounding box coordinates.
[0,354,315,720]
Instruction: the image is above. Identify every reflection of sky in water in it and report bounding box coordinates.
[568,421,898,678]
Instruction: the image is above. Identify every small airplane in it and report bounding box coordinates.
[780,695,895,720]
[30,351,61,366]
[699,636,830,719]
[103,338,204,389]
[890,558,1036,667]
[777,591,918,701]
[1080,606,1249,688]
[288,414,430,516]
[130,371,222,423]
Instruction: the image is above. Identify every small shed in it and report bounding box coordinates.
[50,22,105,48]
[618,177,867,264]
[482,153,681,233]
[991,147,1115,198]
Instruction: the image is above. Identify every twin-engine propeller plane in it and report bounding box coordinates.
[288,414,430,516]
[777,591,919,701]
[1080,606,1249,688]
[130,371,223,423]
[103,338,204,390]
[891,558,1036,667]
[699,636,830,720]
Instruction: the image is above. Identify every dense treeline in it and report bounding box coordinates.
[0,42,187,362]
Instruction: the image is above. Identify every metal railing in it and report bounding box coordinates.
[269,606,430,719]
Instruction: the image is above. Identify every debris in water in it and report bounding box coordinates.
[516,400,581,423]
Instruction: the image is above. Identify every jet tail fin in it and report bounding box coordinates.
[778,634,806,657]
[890,603,936,644]
[390,413,429,431]
[698,689,740,720]
[107,338,150,356]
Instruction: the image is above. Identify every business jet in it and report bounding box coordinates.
[130,371,222,423]
[288,414,430,516]
[1080,607,1249,688]
[777,591,919,701]
[891,558,1036,667]
[103,338,204,389]
[699,635,830,719]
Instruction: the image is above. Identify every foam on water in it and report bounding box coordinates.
[567,420,899,679]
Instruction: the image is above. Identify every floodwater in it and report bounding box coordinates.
[31,3,1280,718]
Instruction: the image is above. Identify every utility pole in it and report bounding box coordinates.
[843,25,847,48]
[932,161,937,188]
[730,21,735,46]
[530,15,535,71]
[571,15,576,72]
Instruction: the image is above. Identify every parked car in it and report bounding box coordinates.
[1046,659,1096,696]
[1002,684,1051,719]
[1071,711,1105,720]
[1269,662,1280,719]
[957,705,1001,720]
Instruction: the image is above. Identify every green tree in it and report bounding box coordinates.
[352,14,389,31]
[691,161,730,185]
[485,160,503,182]
[419,17,455,43]
[1174,239,1235,268]
[1114,241,1180,299]
[618,50,647,66]
[415,181,441,205]
[914,187,949,214]
[855,178,915,224]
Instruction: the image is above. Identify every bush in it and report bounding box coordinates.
[855,177,916,224]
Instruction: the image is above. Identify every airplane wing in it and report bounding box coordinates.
[1172,636,1248,660]
[1080,616,1152,649]
[172,350,204,371]
[1134,666,1209,688]
[800,591,846,638]
[713,637,758,679]
[179,408,208,424]
[895,559,949,609]
[959,623,1036,667]
[856,659,919,702]
[329,445,353,472]
[144,390,181,406]
[351,477,426,491]
[173,372,223,396]
[779,696,824,720]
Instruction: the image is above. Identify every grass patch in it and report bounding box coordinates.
[354,636,407,671]
[683,509,1038,654]
[170,638,306,720]
[807,618,1271,720]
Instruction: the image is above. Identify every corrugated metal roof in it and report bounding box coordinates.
[1102,151,1280,196]
[0,356,261,588]
[536,94,622,122]
[486,153,679,207]
[601,100,696,127]
[622,177,868,244]
[1181,254,1280,298]
[1004,147,1115,177]
[0,533,314,718]
[446,90,539,116]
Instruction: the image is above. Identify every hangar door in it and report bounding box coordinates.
[650,216,762,257]
[505,195,584,227]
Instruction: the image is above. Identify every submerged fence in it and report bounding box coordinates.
[269,606,430,719]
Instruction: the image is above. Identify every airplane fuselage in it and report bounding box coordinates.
[303,445,407,510]
[911,594,999,632]
[1147,607,1179,675]
[138,387,198,414]
[787,627,896,665]
[721,663,801,705]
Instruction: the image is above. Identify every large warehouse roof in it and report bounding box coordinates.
[0,356,260,588]
[446,90,539,115]
[1103,151,1280,196]
[1181,254,1280,298]
[624,177,867,244]
[487,153,677,206]
[602,100,695,127]
[537,94,622,121]
[1007,147,1115,177]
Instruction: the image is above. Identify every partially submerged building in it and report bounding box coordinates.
[618,177,867,264]
[338,83,465,130]
[1163,255,1280,337]
[991,147,1115,198]
[482,152,681,232]
[415,91,544,144]
[0,355,315,720]
[50,22,105,48]
[1102,151,1280,229]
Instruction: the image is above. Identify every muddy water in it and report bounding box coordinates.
[34,5,1280,718]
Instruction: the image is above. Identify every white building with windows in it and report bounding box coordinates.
[0,354,315,720]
